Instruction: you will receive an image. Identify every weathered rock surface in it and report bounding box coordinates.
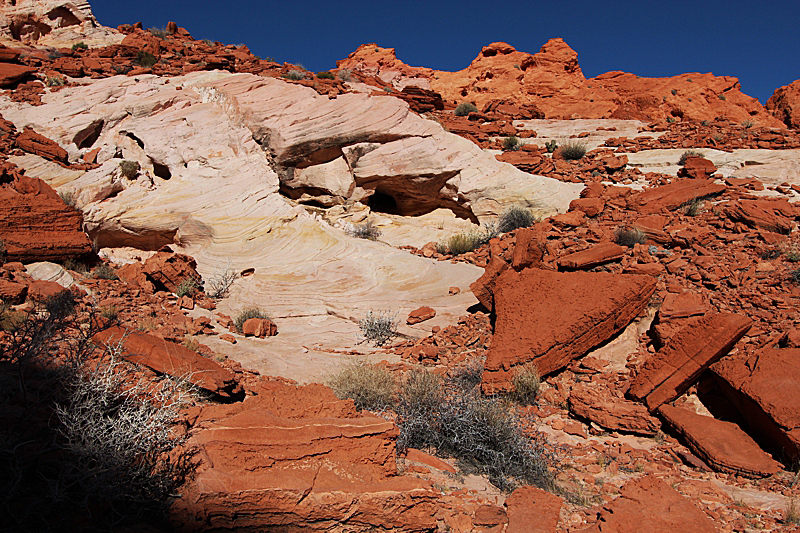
[481,268,656,393]
[93,326,243,400]
[580,475,718,533]
[407,306,435,324]
[766,78,800,129]
[0,62,34,86]
[569,383,660,436]
[116,250,200,294]
[677,156,717,179]
[658,404,782,478]
[626,179,726,214]
[171,381,438,532]
[557,242,626,270]
[0,167,92,262]
[505,485,562,533]
[241,317,278,338]
[711,347,800,462]
[629,313,751,411]
[725,198,797,234]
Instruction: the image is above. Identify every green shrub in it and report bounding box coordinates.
[790,268,800,284]
[502,135,521,151]
[175,276,199,297]
[498,205,536,234]
[741,120,754,129]
[614,226,647,247]
[358,309,399,346]
[678,150,704,165]
[329,360,396,411]
[666,116,676,123]
[71,42,88,51]
[136,50,158,68]
[119,160,140,178]
[234,307,270,334]
[283,69,306,81]
[454,102,478,116]
[345,219,382,240]
[671,89,677,96]
[511,364,540,405]
[718,93,726,101]
[91,263,117,280]
[58,189,77,207]
[558,139,588,161]
[46,75,65,87]
[544,140,558,153]
[316,71,335,79]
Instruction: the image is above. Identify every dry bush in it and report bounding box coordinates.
[614,226,647,247]
[329,360,396,411]
[497,205,536,234]
[234,307,270,334]
[502,135,521,151]
[358,309,399,346]
[678,150,704,165]
[91,263,117,280]
[205,262,239,299]
[345,219,382,240]
[511,364,540,405]
[558,139,587,160]
[175,276,200,297]
[454,102,478,116]
[119,160,140,178]
[58,188,77,207]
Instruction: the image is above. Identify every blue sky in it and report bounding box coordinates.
[91,0,800,103]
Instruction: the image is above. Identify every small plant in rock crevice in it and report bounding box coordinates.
[283,69,307,81]
[511,364,541,406]
[91,263,118,280]
[545,140,558,153]
[345,219,382,241]
[497,205,537,234]
[557,139,588,161]
[119,160,140,179]
[614,226,647,248]
[678,150,704,166]
[502,135,521,151]
[58,189,77,207]
[136,50,157,68]
[205,262,239,299]
[175,276,200,298]
[234,307,270,334]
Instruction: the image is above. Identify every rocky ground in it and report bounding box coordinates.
[1,1,800,532]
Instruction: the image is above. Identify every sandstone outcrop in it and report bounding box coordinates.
[628,313,751,411]
[626,179,726,214]
[0,0,122,47]
[505,485,562,533]
[116,250,200,294]
[171,381,438,532]
[569,383,660,436]
[481,268,656,393]
[766,78,800,129]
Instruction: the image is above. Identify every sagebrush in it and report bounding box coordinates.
[358,309,399,346]
[329,360,395,411]
[497,205,536,234]
[614,226,647,247]
[454,102,478,116]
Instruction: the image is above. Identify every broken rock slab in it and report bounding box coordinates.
[628,313,751,411]
[626,179,725,215]
[505,485,562,533]
[569,382,660,436]
[481,268,656,394]
[711,346,800,462]
[557,242,627,270]
[658,404,782,478]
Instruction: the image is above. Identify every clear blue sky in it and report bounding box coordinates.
[91,0,799,103]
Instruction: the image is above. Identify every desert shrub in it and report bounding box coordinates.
[119,160,140,178]
[446,232,484,255]
[741,120,754,129]
[678,150,704,165]
[511,364,540,405]
[283,69,306,81]
[0,302,26,332]
[786,496,800,526]
[358,309,399,346]
[671,89,677,96]
[338,68,352,81]
[99,305,119,321]
[558,139,588,161]
[454,102,478,116]
[234,307,270,334]
[790,268,800,284]
[396,365,555,492]
[345,219,382,240]
[666,116,676,123]
[58,188,77,207]
[175,276,199,297]
[498,205,536,234]
[71,42,88,51]
[205,262,239,299]
[545,140,558,153]
[502,135,521,151]
[718,93,726,101]
[46,75,65,87]
[91,263,118,280]
[136,50,158,68]
[683,197,704,216]
[182,337,200,352]
[148,27,169,38]
[48,49,62,60]
[614,226,647,247]
[316,71,335,79]
[329,360,396,411]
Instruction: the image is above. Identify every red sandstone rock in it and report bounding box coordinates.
[650,291,709,346]
[241,317,278,337]
[580,475,717,533]
[766,78,800,129]
[510,226,546,271]
[473,504,507,527]
[94,326,243,400]
[27,280,68,301]
[569,383,660,436]
[658,404,782,478]
[407,306,436,324]
[405,448,456,473]
[469,254,509,311]
[16,127,69,164]
[505,485,562,533]
[481,269,656,393]
[0,63,35,86]
[677,156,717,179]
[711,347,800,461]
[628,313,751,411]
[171,381,437,532]
[0,279,27,304]
[569,197,605,217]
[725,199,796,234]
[219,333,236,344]
[627,179,726,214]
[116,250,200,294]
[0,169,92,262]
[557,242,626,270]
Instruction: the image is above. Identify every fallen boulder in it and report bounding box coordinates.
[481,268,656,393]
[628,313,751,411]
[116,249,200,294]
[569,383,660,436]
[677,156,716,179]
[407,306,436,324]
[658,404,782,478]
[557,242,627,270]
[626,179,725,214]
[725,199,796,234]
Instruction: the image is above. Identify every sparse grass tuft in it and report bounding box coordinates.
[59,189,77,207]
[678,150,704,165]
[741,120,754,129]
[337,68,352,81]
[345,219,382,241]
[614,226,647,247]
[136,50,157,68]
[358,309,399,346]
[283,69,306,81]
[502,135,521,151]
[511,364,540,405]
[329,360,396,411]
[91,263,118,280]
[444,223,498,255]
[119,160,140,179]
[148,27,169,38]
[683,197,704,216]
[71,42,88,51]
[234,307,270,334]
[454,102,478,116]
[558,139,588,161]
[790,268,800,284]
[498,205,537,234]
[175,276,199,298]
[785,496,799,526]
